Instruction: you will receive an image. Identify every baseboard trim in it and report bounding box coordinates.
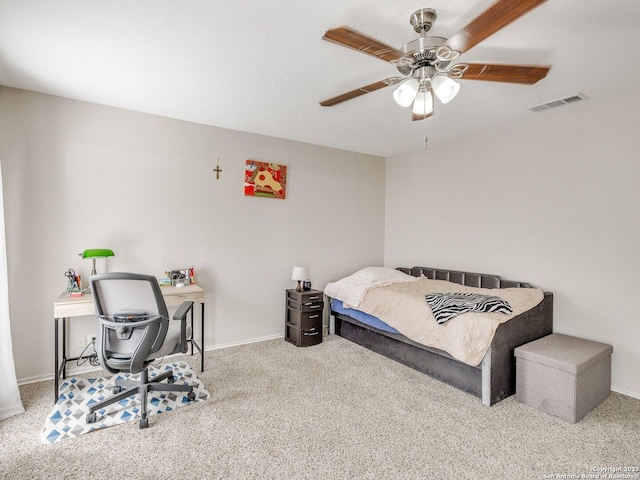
[18,333,286,386]
[206,333,283,351]
[612,386,640,400]
[18,365,102,386]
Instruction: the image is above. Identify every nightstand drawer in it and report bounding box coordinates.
[301,301,324,313]
[301,292,322,302]
[286,299,324,313]
[287,310,322,329]
[285,324,322,348]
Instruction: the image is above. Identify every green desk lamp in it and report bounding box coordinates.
[81,248,115,276]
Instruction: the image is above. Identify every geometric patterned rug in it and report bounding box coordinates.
[41,361,210,444]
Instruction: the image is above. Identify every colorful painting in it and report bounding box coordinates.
[244,160,287,199]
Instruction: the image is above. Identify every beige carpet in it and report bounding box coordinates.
[1,335,639,479]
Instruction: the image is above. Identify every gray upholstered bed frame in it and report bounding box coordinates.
[331,266,553,406]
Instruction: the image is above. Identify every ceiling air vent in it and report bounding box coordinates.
[528,93,589,112]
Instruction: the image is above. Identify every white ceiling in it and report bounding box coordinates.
[1,0,639,157]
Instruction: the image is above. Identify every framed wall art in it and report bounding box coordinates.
[244,160,287,199]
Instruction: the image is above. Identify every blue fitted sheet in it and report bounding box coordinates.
[331,298,400,334]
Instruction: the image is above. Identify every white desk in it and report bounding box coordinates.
[53,284,205,402]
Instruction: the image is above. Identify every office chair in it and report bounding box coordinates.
[86,272,196,429]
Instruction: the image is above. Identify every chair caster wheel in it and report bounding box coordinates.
[139,417,149,429]
[113,385,124,394]
[86,412,97,424]
[167,375,176,384]
[187,392,196,402]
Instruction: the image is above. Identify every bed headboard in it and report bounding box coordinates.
[396,266,532,289]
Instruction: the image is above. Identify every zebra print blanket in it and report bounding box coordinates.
[425,292,513,324]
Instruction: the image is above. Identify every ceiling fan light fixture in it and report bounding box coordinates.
[411,90,434,116]
[431,75,460,104]
[393,78,419,108]
[320,0,553,142]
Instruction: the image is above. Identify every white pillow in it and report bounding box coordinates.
[324,266,418,309]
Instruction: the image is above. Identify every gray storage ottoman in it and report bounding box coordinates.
[514,333,612,423]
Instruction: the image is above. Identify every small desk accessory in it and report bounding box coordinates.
[80,248,115,276]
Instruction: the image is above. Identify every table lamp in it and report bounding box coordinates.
[291,266,307,292]
[81,248,115,276]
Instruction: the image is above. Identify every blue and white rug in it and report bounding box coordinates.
[41,361,209,444]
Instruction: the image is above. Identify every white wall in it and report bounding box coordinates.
[0,87,386,382]
[385,93,640,397]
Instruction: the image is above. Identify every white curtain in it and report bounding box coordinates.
[0,161,24,421]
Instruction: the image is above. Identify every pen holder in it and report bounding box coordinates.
[65,268,82,295]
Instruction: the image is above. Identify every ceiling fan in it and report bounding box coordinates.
[320,0,551,122]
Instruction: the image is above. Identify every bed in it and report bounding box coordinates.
[327,266,553,405]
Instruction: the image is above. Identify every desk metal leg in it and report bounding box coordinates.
[54,317,60,402]
[190,307,194,356]
[200,303,205,372]
[62,317,67,379]
[187,303,205,373]
[54,316,70,402]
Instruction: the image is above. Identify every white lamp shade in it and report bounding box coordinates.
[411,90,434,116]
[431,75,460,104]
[393,78,419,108]
[291,266,307,281]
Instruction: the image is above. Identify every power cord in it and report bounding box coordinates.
[75,338,166,369]
[76,336,100,367]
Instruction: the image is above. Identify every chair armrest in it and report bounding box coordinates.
[170,301,194,355]
[173,301,194,321]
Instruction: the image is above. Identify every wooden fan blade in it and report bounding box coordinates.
[446,0,547,54]
[323,27,404,63]
[320,79,396,107]
[460,63,550,84]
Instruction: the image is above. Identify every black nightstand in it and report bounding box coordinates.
[285,289,323,347]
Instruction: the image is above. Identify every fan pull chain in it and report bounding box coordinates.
[423,114,428,150]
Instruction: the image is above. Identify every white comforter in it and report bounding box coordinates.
[324,266,419,309]
[325,268,544,366]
